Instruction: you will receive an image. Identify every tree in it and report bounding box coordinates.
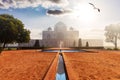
[34,40,40,48]
[78,38,82,47]
[86,41,89,48]
[105,24,120,49]
[0,14,30,53]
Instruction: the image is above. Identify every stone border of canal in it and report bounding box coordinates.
[42,48,86,80]
[43,52,68,80]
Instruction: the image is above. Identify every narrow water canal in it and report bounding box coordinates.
[56,53,67,80]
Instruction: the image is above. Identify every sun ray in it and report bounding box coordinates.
[73,2,97,23]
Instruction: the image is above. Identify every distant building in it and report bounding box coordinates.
[18,22,103,48]
[42,22,79,47]
[19,22,79,47]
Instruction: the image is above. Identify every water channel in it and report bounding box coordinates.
[56,53,67,80]
[43,49,85,80]
[43,49,85,52]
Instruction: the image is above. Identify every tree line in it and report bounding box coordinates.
[0,14,30,53]
[0,14,120,53]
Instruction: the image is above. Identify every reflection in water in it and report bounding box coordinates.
[43,50,83,52]
[56,73,66,80]
[57,55,64,74]
[56,55,66,80]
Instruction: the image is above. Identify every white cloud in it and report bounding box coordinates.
[42,0,69,8]
[0,0,69,9]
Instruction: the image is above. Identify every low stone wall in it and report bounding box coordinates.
[62,53,79,80]
[43,53,59,80]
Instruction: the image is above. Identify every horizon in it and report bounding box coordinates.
[0,0,120,47]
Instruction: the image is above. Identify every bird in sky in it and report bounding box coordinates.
[89,3,100,12]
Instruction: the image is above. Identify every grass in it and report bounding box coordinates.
[4,48,17,50]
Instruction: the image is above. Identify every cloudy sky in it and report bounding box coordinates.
[0,0,120,46]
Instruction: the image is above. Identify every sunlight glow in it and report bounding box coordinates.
[73,3,97,23]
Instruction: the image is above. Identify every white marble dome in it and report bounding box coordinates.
[54,22,67,32]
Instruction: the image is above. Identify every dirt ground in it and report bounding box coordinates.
[0,50,56,80]
[63,50,120,80]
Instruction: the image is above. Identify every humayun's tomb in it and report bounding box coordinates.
[18,22,103,48]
